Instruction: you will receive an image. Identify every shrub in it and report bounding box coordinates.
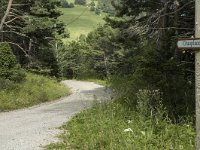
[95,8,101,15]
[74,0,86,5]
[90,1,95,11]
[90,6,95,11]
[90,1,95,7]
[0,78,16,90]
[69,3,74,8]
[61,0,69,8]
[60,0,74,8]
[0,42,25,82]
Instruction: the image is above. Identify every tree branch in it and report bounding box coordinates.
[0,0,14,32]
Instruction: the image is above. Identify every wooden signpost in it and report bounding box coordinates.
[177,0,200,149]
[177,38,200,49]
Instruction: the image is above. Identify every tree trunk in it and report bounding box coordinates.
[0,0,14,32]
[157,0,168,49]
[104,53,110,78]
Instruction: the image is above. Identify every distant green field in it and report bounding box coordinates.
[59,5,105,42]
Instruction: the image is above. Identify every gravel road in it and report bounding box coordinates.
[0,80,112,150]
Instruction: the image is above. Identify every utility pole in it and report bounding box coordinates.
[196,0,200,149]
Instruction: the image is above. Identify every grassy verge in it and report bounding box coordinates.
[47,101,195,150]
[77,78,108,86]
[0,73,70,111]
[84,78,107,86]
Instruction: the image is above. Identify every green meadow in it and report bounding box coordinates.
[59,5,105,42]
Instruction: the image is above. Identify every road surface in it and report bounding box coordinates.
[0,80,112,150]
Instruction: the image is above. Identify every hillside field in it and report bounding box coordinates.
[59,5,105,42]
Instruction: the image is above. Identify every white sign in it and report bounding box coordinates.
[177,38,200,49]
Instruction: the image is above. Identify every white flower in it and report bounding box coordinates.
[124,128,133,132]
[140,131,145,136]
[127,120,132,124]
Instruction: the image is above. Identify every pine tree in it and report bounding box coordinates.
[0,0,66,76]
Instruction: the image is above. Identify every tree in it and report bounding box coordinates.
[0,0,67,76]
[90,1,95,11]
[108,0,195,118]
[97,0,116,16]
[0,42,25,82]
[60,0,74,8]
[0,0,13,32]
[95,7,101,15]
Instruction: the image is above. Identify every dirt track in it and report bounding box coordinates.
[0,80,112,150]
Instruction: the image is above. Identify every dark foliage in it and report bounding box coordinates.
[0,42,25,83]
[75,0,86,5]
[0,0,67,77]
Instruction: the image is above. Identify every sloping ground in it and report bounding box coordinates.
[59,6,105,42]
[0,80,112,150]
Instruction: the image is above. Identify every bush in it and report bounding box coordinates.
[90,1,95,11]
[90,6,95,11]
[69,3,74,8]
[0,78,16,90]
[0,42,25,82]
[74,0,86,5]
[61,0,69,8]
[90,1,95,7]
[95,8,101,15]
[60,0,74,8]
[63,28,70,38]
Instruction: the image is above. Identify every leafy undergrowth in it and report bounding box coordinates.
[0,73,70,111]
[47,101,195,150]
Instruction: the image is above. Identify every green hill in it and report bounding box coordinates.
[59,4,105,42]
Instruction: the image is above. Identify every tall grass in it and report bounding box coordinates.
[0,72,70,111]
[47,101,195,150]
[47,76,195,150]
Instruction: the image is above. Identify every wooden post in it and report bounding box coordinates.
[196,0,200,149]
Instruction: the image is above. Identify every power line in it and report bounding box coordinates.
[66,7,88,26]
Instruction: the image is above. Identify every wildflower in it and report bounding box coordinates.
[140,131,145,136]
[124,128,133,132]
[186,124,190,127]
[127,120,132,124]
